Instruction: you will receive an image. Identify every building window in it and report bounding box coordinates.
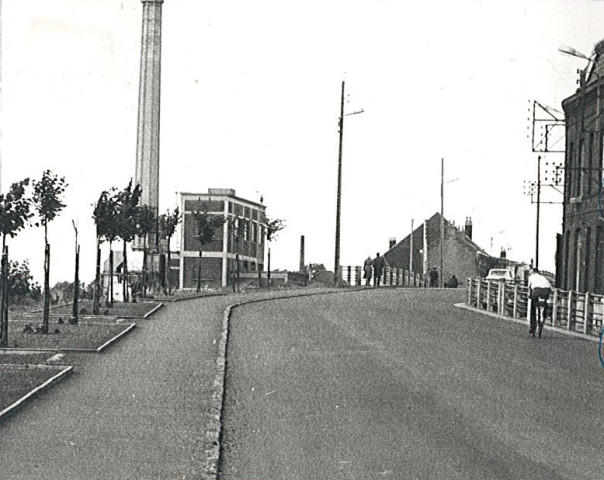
[578,139,585,198]
[597,226,604,293]
[585,227,592,291]
[567,141,575,200]
[574,229,582,291]
[588,133,594,195]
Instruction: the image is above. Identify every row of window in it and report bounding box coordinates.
[562,225,604,293]
[566,132,604,200]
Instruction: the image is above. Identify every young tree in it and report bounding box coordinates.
[265,216,285,289]
[115,181,142,302]
[135,205,157,297]
[158,207,180,295]
[0,178,33,345]
[92,189,118,314]
[8,260,41,304]
[0,179,33,250]
[32,170,67,333]
[191,210,225,292]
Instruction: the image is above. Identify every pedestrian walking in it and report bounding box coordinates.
[429,267,439,288]
[363,256,373,286]
[373,253,388,287]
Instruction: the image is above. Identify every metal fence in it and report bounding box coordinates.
[466,277,604,338]
[341,266,427,288]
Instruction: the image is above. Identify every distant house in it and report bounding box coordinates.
[383,213,514,285]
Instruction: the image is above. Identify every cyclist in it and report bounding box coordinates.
[527,268,552,336]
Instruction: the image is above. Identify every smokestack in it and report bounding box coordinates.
[299,235,305,272]
[389,237,396,249]
[500,248,507,260]
[465,217,473,240]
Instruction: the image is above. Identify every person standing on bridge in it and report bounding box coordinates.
[363,256,373,286]
[372,253,388,287]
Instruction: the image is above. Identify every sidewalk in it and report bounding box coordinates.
[0,287,341,480]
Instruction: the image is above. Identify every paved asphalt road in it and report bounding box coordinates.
[219,288,604,480]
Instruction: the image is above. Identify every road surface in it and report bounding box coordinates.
[219,288,604,480]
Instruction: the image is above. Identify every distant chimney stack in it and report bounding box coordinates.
[299,235,305,272]
[389,237,396,249]
[465,217,473,239]
[500,248,507,260]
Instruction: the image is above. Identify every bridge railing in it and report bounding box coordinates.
[341,266,427,288]
[465,277,604,338]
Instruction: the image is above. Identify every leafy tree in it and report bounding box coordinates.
[0,179,33,250]
[32,170,67,333]
[115,181,142,301]
[191,210,225,292]
[8,260,41,305]
[92,189,119,314]
[158,207,181,295]
[265,216,285,289]
[135,205,157,298]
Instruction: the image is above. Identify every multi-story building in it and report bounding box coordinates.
[178,188,266,289]
[558,39,604,293]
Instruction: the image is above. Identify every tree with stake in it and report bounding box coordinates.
[92,189,118,314]
[158,207,180,295]
[265,216,285,289]
[32,170,67,334]
[135,205,156,298]
[191,210,225,292]
[0,179,33,346]
[115,182,142,302]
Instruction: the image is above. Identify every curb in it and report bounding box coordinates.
[455,302,600,343]
[202,287,369,479]
[2,323,137,354]
[0,364,74,421]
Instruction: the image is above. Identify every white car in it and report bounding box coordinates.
[485,269,514,282]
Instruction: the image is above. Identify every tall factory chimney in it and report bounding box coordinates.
[135,0,163,212]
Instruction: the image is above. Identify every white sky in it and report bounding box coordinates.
[3,0,604,284]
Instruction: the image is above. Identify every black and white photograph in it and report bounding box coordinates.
[0,1,604,478]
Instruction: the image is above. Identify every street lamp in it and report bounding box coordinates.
[334,80,364,286]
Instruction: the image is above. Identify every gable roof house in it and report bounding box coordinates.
[382,213,495,285]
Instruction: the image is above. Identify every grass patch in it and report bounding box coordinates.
[0,364,70,416]
[48,299,161,318]
[5,321,134,351]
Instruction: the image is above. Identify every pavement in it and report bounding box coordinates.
[0,286,342,480]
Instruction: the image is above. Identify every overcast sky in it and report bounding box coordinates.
[3,0,604,284]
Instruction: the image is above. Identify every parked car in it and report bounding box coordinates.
[485,268,514,282]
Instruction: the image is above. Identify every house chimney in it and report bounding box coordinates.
[465,217,473,239]
[500,248,507,260]
[389,237,396,249]
[299,235,305,272]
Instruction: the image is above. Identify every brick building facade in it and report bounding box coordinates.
[178,188,266,289]
[383,213,493,284]
[558,39,604,293]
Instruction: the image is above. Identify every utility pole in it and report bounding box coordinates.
[333,81,363,286]
[410,219,414,273]
[334,81,345,286]
[535,155,541,269]
[440,158,444,288]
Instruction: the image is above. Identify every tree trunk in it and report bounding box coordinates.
[142,246,148,298]
[267,246,271,290]
[43,243,50,333]
[123,240,129,302]
[108,244,114,308]
[166,238,172,295]
[93,236,101,315]
[0,245,8,347]
[72,244,79,323]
